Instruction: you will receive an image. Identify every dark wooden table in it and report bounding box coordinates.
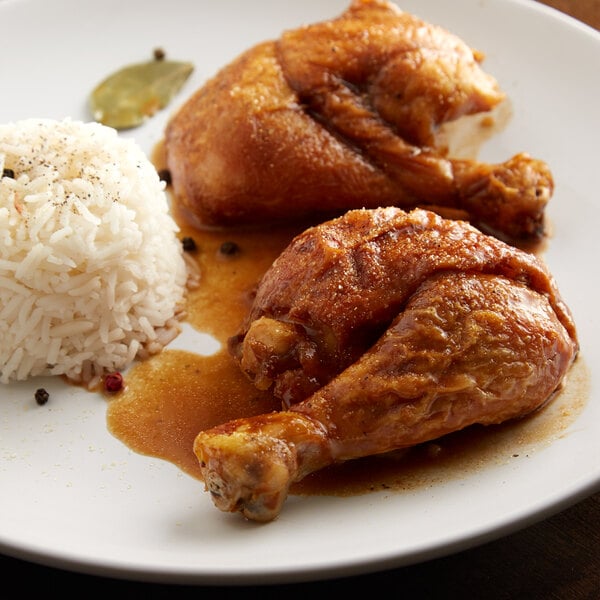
[1,1,598,598]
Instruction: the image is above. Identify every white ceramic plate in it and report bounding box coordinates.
[1,0,599,585]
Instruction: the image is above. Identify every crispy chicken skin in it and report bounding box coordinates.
[195,208,578,521]
[165,0,552,243]
[229,207,576,407]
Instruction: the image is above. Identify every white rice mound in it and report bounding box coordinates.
[0,118,188,386]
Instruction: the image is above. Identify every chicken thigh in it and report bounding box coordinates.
[229,207,576,407]
[165,0,552,243]
[195,207,578,521]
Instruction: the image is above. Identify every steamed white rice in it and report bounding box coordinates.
[0,118,188,386]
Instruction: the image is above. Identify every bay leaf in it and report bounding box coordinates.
[90,59,194,130]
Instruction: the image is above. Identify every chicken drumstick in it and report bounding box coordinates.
[195,208,578,521]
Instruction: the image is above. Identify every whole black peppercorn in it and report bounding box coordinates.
[182,236,197,252]
[35,388,49,405]
[157,168,171,185]
[219,241,240,256]
[2,168,15,179]
[154,47,166,61]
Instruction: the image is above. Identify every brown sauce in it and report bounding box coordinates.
[105,142,589,500]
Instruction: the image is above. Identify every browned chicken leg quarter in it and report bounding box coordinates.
[165,0,553,243]
[194,207,578,522]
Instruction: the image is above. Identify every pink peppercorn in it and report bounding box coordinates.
[104,372,124,393]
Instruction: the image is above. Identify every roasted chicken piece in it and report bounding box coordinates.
[229,207,577,407]
[195,208,578,521]
[165,0,552,243]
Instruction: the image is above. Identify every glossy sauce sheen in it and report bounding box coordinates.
[106,147,588,499]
